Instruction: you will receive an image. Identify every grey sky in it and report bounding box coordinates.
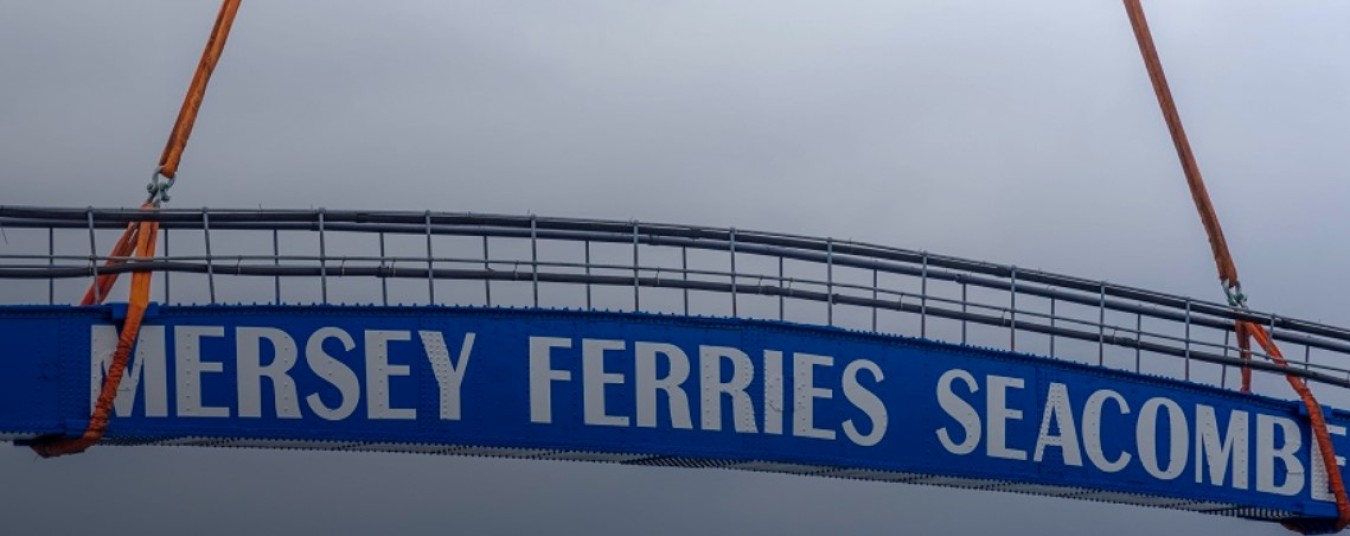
[2,1,1348,534]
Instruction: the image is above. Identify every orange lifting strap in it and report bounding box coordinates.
[1122,0,1350,530]
[31,210,159,457]
[158,0,243,180]
[30,0,242,458]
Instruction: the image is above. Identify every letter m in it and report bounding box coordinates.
[90,325,168,417]
[1195,405,1249,489]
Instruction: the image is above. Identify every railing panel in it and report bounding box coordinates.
[2,206,1348,394]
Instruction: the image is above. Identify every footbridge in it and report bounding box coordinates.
[3,206,1350,532]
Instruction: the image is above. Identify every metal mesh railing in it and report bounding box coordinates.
[3,205,1350,396]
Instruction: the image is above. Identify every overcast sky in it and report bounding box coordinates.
[3,1,1350,534]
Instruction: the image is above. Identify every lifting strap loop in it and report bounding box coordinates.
[30,0,242,458]
[1247,322,1350,531]
[1123,0,1350,530]
[80,219,141,306]
[30,208,159,457]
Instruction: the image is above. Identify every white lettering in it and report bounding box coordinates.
[987,375,1026,460]
[699,345,757,433]
[90,325,167,417]
[841,359,887,447]
[304,327,360,421]
[635,342,692,429]
[1312,424,1349,502]
[1257,414,1305,496]
[529,337,572,424]
[582,339,629,427]
[763,350,785,435]
[417,331,475,421]
[236,327,300,419]
[1032,383,1082,466]
[1137,397,1187,480]
[175,325,229,417]
[936,369,981,455]
[1082,389,1131,472]
[365,330,415,420]
[1194,406,1248,489]
[793,352,834,440]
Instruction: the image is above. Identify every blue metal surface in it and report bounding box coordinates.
[1,304,1345,529]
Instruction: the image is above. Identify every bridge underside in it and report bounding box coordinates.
[87,436,1300,524]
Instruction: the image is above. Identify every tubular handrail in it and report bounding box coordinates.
[2,205,1348,392]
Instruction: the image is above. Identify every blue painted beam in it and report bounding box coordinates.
[0,305,1345,532]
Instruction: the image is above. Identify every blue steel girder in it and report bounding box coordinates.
[0,304,1346,533]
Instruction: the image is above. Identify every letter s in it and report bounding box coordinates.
[936,369,981,455]
[305,327,360,420]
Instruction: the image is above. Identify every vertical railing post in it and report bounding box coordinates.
[1270,313,1279,365]
[272,228,281,305]
[961,281,968,345]
[921,252,929,338]
[778,255,784,321]
[424,211,434,305]
[204,209,217,304]
[1098,282,1106,366]
[315,210,327,305]
[483,235,492,307]
[1221,330,1231,389]
[1184,299,1192,380]
[530,215,539,308]
[871,269,878,332]
[729,228,737,317]
[681,246,688,316]
[585,240,592,310]
[1049,297,1056,357]
[162,228,170,304]
[48,227,55,305]
[632,222,640,311]
[1135,313,1142,373]
[87,208,100,303]
[826,239,834,327]
[378,232,389,307]
[1009,266,1017,351]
